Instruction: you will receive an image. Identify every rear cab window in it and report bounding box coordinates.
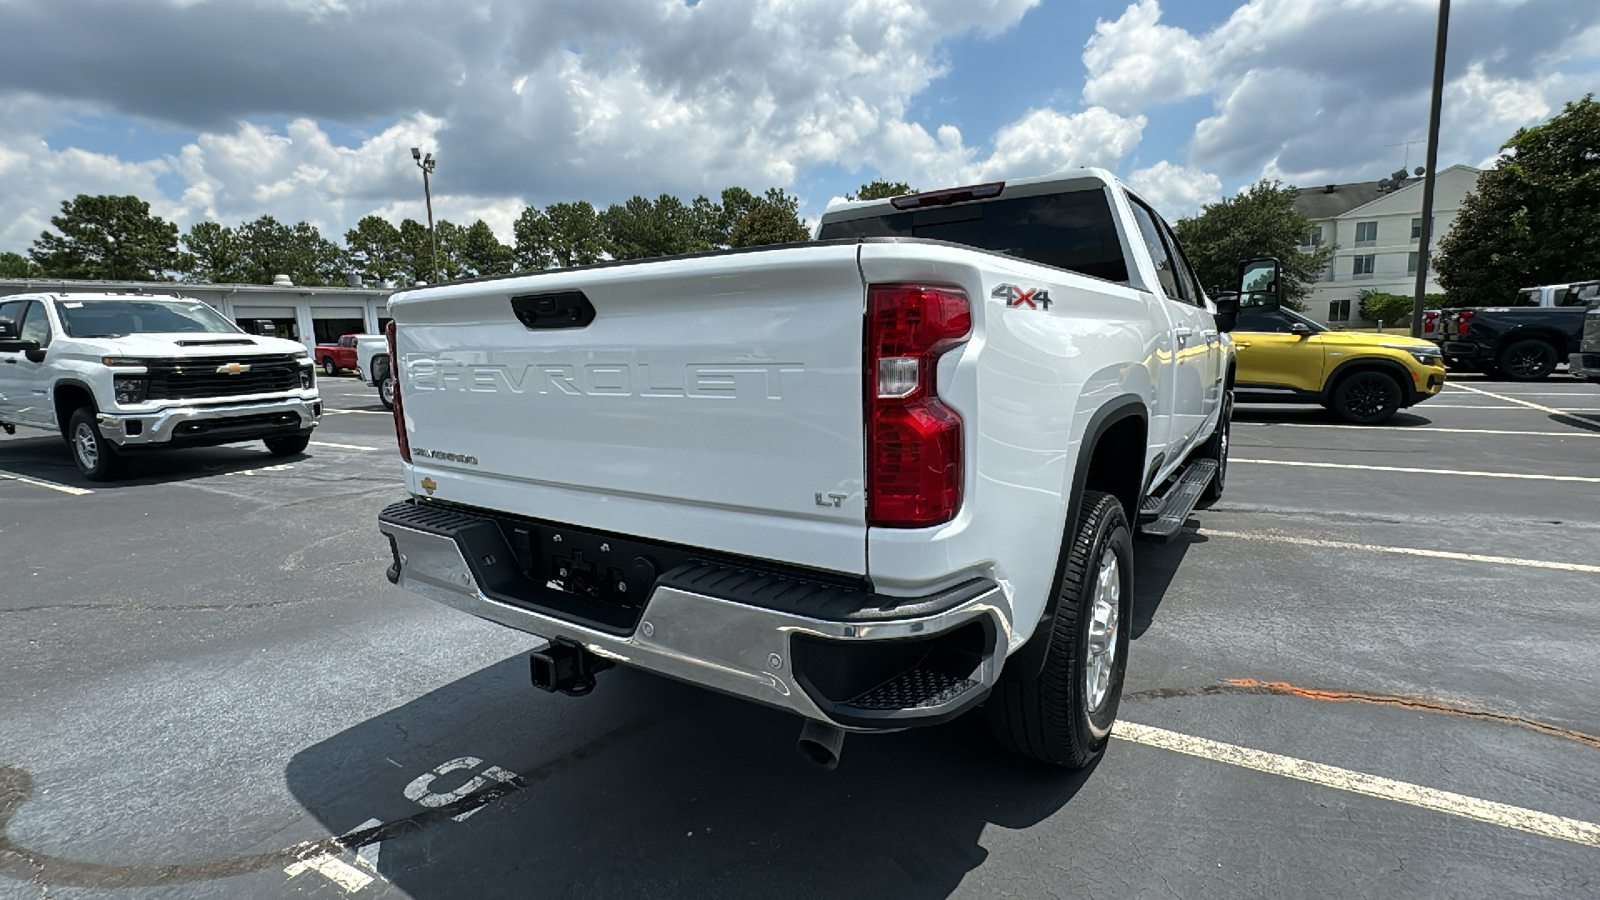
[816,188,1130,284]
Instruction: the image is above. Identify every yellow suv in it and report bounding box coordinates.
[1232,306,1447,423]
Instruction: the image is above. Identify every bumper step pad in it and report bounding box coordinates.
[842,669,981,712]
[1137,458,1217,539]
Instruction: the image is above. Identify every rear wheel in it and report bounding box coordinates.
[1497,339,1558,381]
[264,431,312,456]
[375,358,395,411]
[987,491,1132,768]
[1331,371,1402,424]
[67,407,128,481]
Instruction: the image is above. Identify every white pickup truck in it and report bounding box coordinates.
[0,293,321,480]
[378,170,1247,769]
[354,335,395,409]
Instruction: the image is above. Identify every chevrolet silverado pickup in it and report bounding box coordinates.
[0,293,321,480]
[378,171,1244,769]
[1433,285,1593,380]
[354,335,395,409]
[315,333,381,376]
[1573,295,1600,382]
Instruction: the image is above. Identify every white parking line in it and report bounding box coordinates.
[1114,721,1600,849]
[1415,404,1600,410]
[0,469,92,495]
[1235,423,1600,438]
[1451,383,1570,414]
[284,853,374,892]
[322,408,391,416]
[312,441,380,451]
[1232,458,1600,483]
[1202,529,1600,574]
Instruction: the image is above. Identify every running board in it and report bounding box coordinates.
[1137,458,1217,539]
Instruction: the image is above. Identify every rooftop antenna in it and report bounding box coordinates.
[1386,138,1426,170]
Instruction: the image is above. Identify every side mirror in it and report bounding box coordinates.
[1289,322,1313,337]
[0,337,42,359]
[1212,292,1239,333]
[1237,257,1283,312]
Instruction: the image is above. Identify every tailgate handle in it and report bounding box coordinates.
[511,291,596,330]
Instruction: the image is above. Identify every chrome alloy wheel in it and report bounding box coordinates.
[1085,546,1121,712]
[381,375,396,407]
[73,421,100,470]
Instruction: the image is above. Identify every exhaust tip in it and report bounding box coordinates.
[796,720,846,770]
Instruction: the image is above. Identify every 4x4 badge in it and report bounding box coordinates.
[993,284,1053,310]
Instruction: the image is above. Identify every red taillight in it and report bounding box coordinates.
[866,284,971,527]
[1423,311,1439,333]
[1454,310,1475,334]
[386,320,410,462]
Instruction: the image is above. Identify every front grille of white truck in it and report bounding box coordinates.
[145,354,302,400]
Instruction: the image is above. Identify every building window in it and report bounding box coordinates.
[1355,221,1378,246]
[1328,298,1351,322]
[1410,217,1434,241]
[1353,254,1376,278]
[1408,251,1419,275]
[1302,225,1324,247]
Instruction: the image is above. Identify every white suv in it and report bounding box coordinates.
[0,292,322,480]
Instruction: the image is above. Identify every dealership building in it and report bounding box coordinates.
[0,276,395,352]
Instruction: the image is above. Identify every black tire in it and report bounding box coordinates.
[375,358,394,411]
[264,431,312,456]
[1196,391,1231,506]
[1331,371,1402,424]
[322,358,338,377]
[987,491,1133,768]
[1497,338,1558,382]
[67,407,128,481]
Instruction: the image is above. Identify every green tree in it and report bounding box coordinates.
[430,220,471,281]
[231,216,348,286]
[180,221,244,283]
[600,194,715,260]
[453,219,515,278]
[514,201,607,270]
[397,218,437,284]
[1436,95,1600,307]
[849,180,915,201]
[1174,180,1335,311]
[28,194,182,281]
[0,251,43,278]
[729,203,811,247]
[344,215,406,285]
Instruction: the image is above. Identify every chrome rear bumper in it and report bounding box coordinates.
[379,506,1009,729]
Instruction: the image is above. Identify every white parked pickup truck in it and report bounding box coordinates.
[354,334,395,410]
[0,293,321,480]
[378,170,1247,769]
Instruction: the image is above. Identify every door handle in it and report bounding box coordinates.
[3,358,16,364]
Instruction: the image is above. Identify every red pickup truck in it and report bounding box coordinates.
[314,334,371,376]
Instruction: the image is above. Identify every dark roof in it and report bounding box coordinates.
[1293,178,1419,220]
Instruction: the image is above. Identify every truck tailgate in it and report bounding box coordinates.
[392,243,869,575]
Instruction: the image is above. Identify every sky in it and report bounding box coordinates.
[1,0,1597,255]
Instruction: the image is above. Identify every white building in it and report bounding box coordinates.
[1293,164,1482,325]
[0,276,394,353]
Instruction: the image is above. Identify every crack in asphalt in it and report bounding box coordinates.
[0,599,316,615]
[0,711,664,889]
[1126,680,1600,750]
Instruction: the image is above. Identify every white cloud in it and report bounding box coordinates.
[1126,161,1222,219]
[1082,0,1210,112]
[1084,0,1600,186]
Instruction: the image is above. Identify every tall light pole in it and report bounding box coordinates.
[411,147,439,283]
[1410,0,1450,338]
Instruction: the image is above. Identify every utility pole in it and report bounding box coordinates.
[411,147,439,283]
[1410,0,1450,338]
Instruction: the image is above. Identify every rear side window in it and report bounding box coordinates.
[1126,201,1182,299]
[817,190,1129,284]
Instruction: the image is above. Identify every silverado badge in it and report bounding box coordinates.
[215,362,252,375]
[993,283,1053,310]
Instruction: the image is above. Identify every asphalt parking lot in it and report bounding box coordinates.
[2,373,1598,899]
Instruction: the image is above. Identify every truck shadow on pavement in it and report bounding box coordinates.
[1129,526,1206,639]
[0,434,347,491]
[286,655,1099,899]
